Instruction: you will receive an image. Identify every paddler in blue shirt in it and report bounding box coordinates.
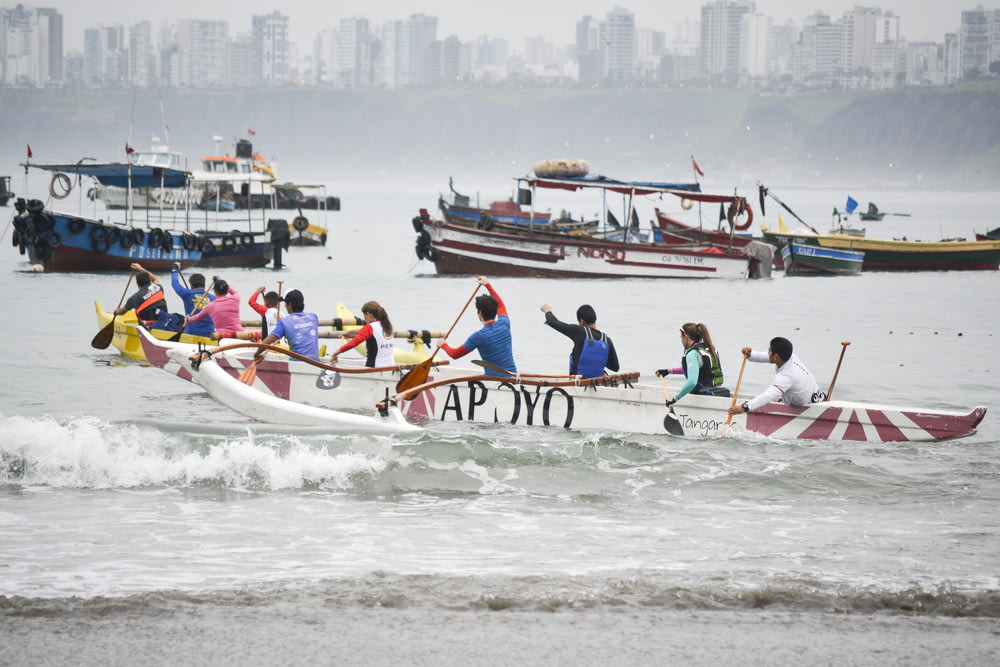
[441,276,517,376]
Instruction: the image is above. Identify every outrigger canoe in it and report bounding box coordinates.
[95,301,438,364]
[138,330,986,443]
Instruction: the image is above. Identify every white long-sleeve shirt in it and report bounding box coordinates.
[746,351,824,410]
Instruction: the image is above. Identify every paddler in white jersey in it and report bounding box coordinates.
[330,300,396,368]
[728,336,825,416]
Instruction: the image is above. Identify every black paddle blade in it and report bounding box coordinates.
[471,359,513,376]
[663,409,684,436]
[91,318,116,349]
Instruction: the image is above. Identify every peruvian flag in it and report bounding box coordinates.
[26,144,33,158]
[691,155,704,177]
[125,143,135,154]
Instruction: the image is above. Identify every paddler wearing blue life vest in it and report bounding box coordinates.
[656,322,727,406]
[540,303,620,378]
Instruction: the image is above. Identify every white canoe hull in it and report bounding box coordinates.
[140,330,985,442]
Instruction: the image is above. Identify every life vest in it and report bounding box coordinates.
[681,342,724,389]
[136,285,167,323]
[573,328,609,378]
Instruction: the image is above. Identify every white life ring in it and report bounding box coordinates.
[49,172,72,199]
[680,198,694,210]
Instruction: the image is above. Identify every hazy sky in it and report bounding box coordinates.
[39,1,981,52]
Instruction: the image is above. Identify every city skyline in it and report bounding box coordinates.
[24,0,988,53]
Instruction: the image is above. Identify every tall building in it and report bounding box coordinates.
[128,20,153,87]
[174,19,228,88]
[1,5,63,86]
[741,12,770,80]
[83,25,124,87]
[600,6,636,83]
[700,0,755,83]
[381,13,437,88]
[252,11,289,85]
[959,6,1000,78]
[791,11,841,88]
[335,17,373,88]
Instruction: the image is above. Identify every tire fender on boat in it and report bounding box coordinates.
[67,217,86,234]
[292,216,309,231]
[201,238,215,254]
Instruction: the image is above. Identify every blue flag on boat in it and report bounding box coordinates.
[845,196,858,214]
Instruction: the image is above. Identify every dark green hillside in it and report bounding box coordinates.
[1,84,997,187]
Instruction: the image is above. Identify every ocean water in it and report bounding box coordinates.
[2,181,999,665]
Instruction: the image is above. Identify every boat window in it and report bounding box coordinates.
[227,162,238,173]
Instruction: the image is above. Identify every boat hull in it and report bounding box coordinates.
[12,208,200,272]
[763,230,1000,271]
[140,331,986,442]
[780,242,864,275]
[417,218,748,279]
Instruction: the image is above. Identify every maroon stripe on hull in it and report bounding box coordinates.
[436,240,562,263]
[866,409,909,442]
[793,406,843,440]
[901,407,986,440]
[841,410,868,441]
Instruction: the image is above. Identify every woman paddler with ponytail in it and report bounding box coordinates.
[655,322,728,406]
[329,301,395,368]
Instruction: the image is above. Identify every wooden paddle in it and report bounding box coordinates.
[91,270,135,349]
[657,374,684,436]
[239,358,262,385]
[724,351,750,427]
[824,341,851,401]
[395,283,480,392]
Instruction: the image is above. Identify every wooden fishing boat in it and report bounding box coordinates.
[414,173,755,280]
[763,229,1000,271]
[13,200,201,272]
[780,241,864,276]
[140,332,987,443]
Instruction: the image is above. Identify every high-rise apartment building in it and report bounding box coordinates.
[174,19,228,88]
[128,20,153,87]
[335,17,373,88]
[252,11,289,85]
[600,6,636,83]
[1,5,63,85]
[959,6,1000,78]
[700,0,755,83]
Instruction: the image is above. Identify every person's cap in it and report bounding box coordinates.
[283,289,303,307]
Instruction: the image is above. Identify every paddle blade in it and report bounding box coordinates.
[239,358,261,385]
[91,318,116,349]
[396,357,433,393]
[664,409,684,436]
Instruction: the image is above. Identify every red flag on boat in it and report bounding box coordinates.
[248,128,256,136]
[27,144,33,158]
[125,143,135,154]
[691,155,704,177]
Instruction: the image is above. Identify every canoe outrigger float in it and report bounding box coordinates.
[97,301,441,363]
[138,329,986,443]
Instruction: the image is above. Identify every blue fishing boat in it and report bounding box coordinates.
[780,241,864,276]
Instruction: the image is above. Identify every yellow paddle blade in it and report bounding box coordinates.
[395,357,433,393]
[239,358,261,385]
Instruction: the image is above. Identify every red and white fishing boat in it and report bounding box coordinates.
[138,329,986,443]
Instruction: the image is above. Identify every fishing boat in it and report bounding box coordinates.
[780,241,864,276]
[763,229,1000,271]
[92,137,197,210]
[976,226,1000,242]
[413,172,754,280]
[760,184,1000,271]
[139,332,987,443]
[12,197,201,272]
